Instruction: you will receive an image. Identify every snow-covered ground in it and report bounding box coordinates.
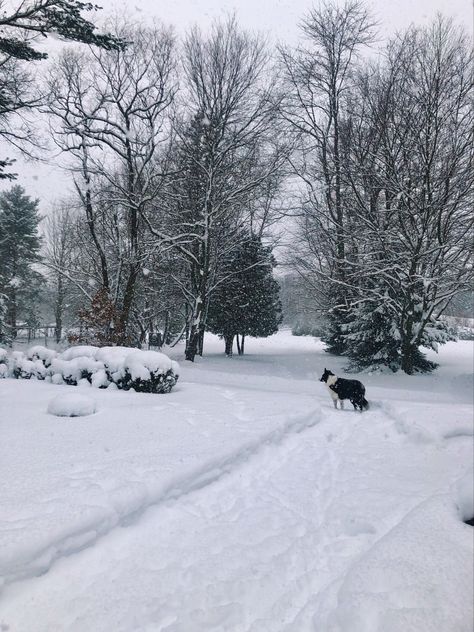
[0,331,473,632]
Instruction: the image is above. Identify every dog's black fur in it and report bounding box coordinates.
[319,368,369,412]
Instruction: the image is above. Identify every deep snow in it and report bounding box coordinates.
[0,331,472,631]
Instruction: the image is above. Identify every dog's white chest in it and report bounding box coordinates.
[325,375,339,400]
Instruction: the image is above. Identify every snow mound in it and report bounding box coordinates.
[47,393,97,417]
[0,347,7,378]
[329,495,473,632]
[60,346,99,361]
[27,345,57,367]
[124,350,174,379]
[95,346,137,368]
[454,469,474,523]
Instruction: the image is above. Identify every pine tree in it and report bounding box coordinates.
[0,1,125,62]
[207,236,282,356]
[0,185,43,339]
[0,1,125,179]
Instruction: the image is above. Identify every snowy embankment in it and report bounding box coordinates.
[0,332,473,631]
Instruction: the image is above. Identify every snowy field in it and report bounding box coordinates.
[0,330,473,632]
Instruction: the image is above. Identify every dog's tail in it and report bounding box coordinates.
[362,397,369,410]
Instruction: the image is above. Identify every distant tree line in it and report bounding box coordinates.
[0,1,472,371]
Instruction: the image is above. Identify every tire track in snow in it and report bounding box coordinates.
[0,407,321,590]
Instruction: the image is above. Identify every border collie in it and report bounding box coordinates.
[319,368,369,412]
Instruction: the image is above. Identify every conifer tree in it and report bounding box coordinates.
[0,185,43,339]
[0,1,125,179]
[207,236,282,356]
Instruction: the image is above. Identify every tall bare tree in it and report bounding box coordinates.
[341,17,474,372]
[47,21,176,342]
[143,17,284,361]
[279,0,376,351]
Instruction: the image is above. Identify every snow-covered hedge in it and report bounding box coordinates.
[0,347,8,378]
[1,345,179,394]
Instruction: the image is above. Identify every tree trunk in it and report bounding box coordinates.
[185,297,204,362]
[198,327,205,356]
[236,334,241,355]
[117,265,139,344]
[54,275,64,343]
[240,334,245,355]
[7,288,17,339]
[224,334,234,356]
[400,340,415,375]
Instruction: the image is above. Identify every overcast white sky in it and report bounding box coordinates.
[1,0,472,210]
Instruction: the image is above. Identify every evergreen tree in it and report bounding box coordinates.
[207,236,282,356]
[0,1,125,179]
[0,1,125,62]
[0,185,43,339]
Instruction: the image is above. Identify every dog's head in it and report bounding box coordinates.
[319,368,334,383]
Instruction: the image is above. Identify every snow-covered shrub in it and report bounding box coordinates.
[2,343,179,394]
[60,346,99,361]
[27,345,57,367]
[91,368,110,389]
[457,326,474,341]
[50,356,105,386]
[8,351,47,380]
[47,393,97,417]
[0,347,7,377]
[119,350,179,393]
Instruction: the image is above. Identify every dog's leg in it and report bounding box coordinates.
[333,399,338,409]
[340,400,344,410]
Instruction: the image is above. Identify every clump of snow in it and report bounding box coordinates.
[47,393,97,417]
[50,356,105,386]
[0,347,7,378]
[454,469,474,523]
[27,346,57,367]
[60,346,99,361]
[8,351,47,380]
[330,495,473,632]
[91,368,109,389]
[96,346,136,373]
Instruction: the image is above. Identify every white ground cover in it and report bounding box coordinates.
[0,331,472,631]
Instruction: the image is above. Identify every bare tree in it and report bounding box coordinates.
[342,17,474,372]
[142,17,284,361]
[0,0,124,178]
[46,21,176,343]
[280,1,375,281]
[42,203,78,342]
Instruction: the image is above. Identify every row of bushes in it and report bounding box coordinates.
[0,345,180,394]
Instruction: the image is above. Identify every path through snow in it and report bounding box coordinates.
[0,332,472,631]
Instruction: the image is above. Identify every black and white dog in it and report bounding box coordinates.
[319,368,369,412]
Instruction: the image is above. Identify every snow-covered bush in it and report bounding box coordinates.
[0,347,7,377]
[60,346,99,361]
[9,351,47,380]
[50,356,105,386]
[2,344,180,394]
[47,393,97,417]
[118,351,179,393]
[27,345,57,367]
[457,326,474,341]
